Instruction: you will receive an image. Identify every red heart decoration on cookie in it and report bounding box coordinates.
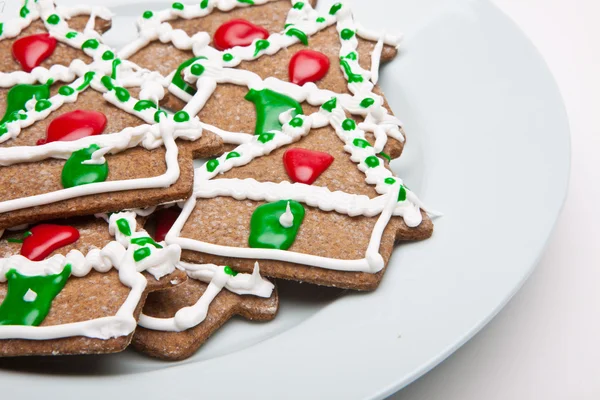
[213,19,269,50]
[20,224,80,261]
[37,110,107,145]
[283,148,334,185]
[289,49,330,86]
[12,33,58,72]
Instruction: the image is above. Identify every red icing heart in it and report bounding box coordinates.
[37,110,107,145]
[283,148,334,185]
[12,33,58,72]
[289,50,330,86]
[21,224,80,261]
[152,208,181,242]
[213,19,269,51]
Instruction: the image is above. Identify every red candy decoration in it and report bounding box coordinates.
[37,110,107,145]
[20,224,80,262]
[289,50,330,86]
[152,208,181,242]
[12,33,58,72]
[213,19,269,50]
[283,148,334,185]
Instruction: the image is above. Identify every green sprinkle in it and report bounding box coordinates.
[115,87,130,102]
[360,98,375,108]
[116,218,131,236]
[133,247,151,262]
[292,2,304,10]
[316,17,325,23]
[353,138,372,148]
[329,3,342,15]
[143,11,154,19]
[365,156,380,168]
[82,39,99,50]
[174,111,190,122]
[76,71,96,91]
[154,110,167,122]
[398,185,407,202]
[257,132,275,143]
[224,266,238,276]
[172,2,184,10]
[340,59,363,83]
[237,0,254,4]
[46,14,60,25]
[340,29,355,40]
[101,75,114,91]
[289,117,303,127]
[134,100,157,112]
[190,63,205,76]
[206,159,219,172]
[322,97,337,112]
[226,151,241,159]
[254,39,270,56]
[20,7,30,18]
[58,86,75,96]
[379,152,391,162]
[344,52,357,60]
[102,50,115,60]
[65,31,77,39]
[34,100,52,112]
[223,53,234,62]
[0,23,4,36]
[131,237,163,248]
[286,28,308,45]
[384,177,396,185]
[111,59,121,79]
[200,0,209,9]
[341,119,356,131]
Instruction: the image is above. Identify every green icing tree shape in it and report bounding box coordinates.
[244,88,303,135]
[249,200,305,250]
[0,264,71,326]
[62,144,109,188]
[0,82,52,128]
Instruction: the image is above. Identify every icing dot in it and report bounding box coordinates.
[34,99,52,112]
[344,52,357,60]
[286,28,308,45]
[384,177,396,185]
[206,159,219,172]
[143,11,154,19]
[289,117,303,127]
[379,152,391,162]
[257,132,275,143]
[223,53,234,62]
[322,97,337,112]
[200,0,209,9]
[329,3,342,15]
[224,266,238,276]
[289,49,330,85]
[226,151,241,159]
[102,50,115,60]
[65,31,77,39]
[134,99,157,111]
[316,17,325,23]
[214,19,269,51]
[101,75,114,90]
[341,29,355,40]
[82,39,99,50]
[133,247,151,262]
[115,87,130,102]
[20,6,30,18]
[174,111,190,122]
[398,185,407,202]
[154,110,167,122]
[190,63,205,76]
[360,98,375,108]
[342,119,356,131]
[254,39,270,56]
[0,23,4,36]
[46,14,60,25]
[172,2,184,10]
[353,138,372,148]
[293,2,304,9]
[58,86,75,96]
[365,156,380,168]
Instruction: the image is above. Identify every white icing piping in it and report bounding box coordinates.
[138,261,273,332]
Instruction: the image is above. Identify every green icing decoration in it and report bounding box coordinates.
[61,144,109,188]
[292,2,304,9]
[116,218,132,236]
[46,14,60,25]
[0,83,51,126]
[65,31,77,39]
[34,99,52,112]
[226,151,241,159]
[329,3,342,15]
[143,11,154,19]
[254,39,270,56]
[286,28,308,45]
[206,159,219,172]
[133,247,151,262]
[6,231,32,244]
[102,51,115,60]
[244,88,303,135]
[224,266,238,276]
[353,138,372,148]
[115,87,130,102]
[20,7,30,18]
[0,265,71,326]
[174,111,190,122]
[111,59,121,79]
[190,63,205,76]
[0,23,4,36]
[249,200,305,250]
[379,152,391,162]
[340,29,355,40]
[223,53,234,62]
[322,97,337,112]
[340,59,363,83]
[257,133,275,143]
[237,0,254,4]
[384,177,396,185]
[76,71,96,91]
[398,185,407,202]
[364,156,380,168]
[344,52,357,60]
[131,237,163,248]
[341,118,356,131]
[316,17,325,23]
[82,39,99,50]
[172,2,184,10]
[101,75,114,90]
[360,98,375,108]
[289,117,303,127]
[200,0,209,8]
[134,100,157,112]
[154,110,167,122]
[171,56,207,96]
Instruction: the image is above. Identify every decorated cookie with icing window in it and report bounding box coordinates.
[0,212,186,357]
[0,1,225,230]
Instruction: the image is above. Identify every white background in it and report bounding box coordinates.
[392,0,600,399]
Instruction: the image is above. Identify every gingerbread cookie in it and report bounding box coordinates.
[0,211,186,357]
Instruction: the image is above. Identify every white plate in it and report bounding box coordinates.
[0,0,569,399]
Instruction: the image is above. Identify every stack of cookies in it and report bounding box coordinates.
[0,0,433,360]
